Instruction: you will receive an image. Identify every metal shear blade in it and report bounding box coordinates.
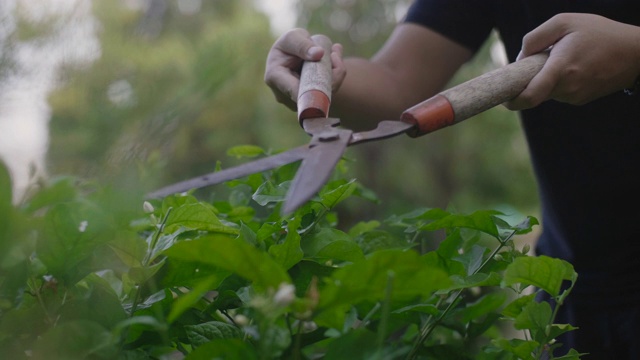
[145,118,414,215]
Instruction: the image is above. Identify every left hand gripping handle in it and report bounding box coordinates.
[297,34,333,123]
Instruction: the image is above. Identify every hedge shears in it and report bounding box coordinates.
[147,35,548,215]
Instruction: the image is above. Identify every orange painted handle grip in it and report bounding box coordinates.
[401,51,549,137]
[297,35,332,122]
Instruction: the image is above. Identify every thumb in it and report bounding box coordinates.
[277,28,325,61]
[519,15,568,58]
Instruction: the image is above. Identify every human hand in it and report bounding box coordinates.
[264,28,346,111]
[506,13,640,110]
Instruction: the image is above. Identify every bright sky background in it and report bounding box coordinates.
[253,0,297,36]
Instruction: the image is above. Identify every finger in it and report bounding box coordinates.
[518,14,572,59]
[275,28,325,61]
[330,43,346,92]
[266,67,301,109]
[505,55,563,110]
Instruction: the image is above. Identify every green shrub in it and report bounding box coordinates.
[0,153,582,359]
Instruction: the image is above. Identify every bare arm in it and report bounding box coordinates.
[332,23,473,128]
[264,23,473,129]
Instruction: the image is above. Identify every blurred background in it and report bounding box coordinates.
[0,0,540,227]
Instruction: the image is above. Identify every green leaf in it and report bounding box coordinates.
[258,322,291,358]
[514,300,552,332]
[238,222,261,249]
[163,203,239,234]
[65,273,128,329]
[129,259,165,284]
[21,176,77,213]
[31,320,116,360]
[323,328,379,360]
[186,339,258,360]
[392,303,439,316]
[436,229,465,258]
[227,172,265,192]
[421,210,502,238]
[256,221,284,245]
[512,216,540,235]
[319,179,357,209]
[459,291,507,323]
[226,145,265,158]
[553,348,586,360]
[269,216,303,270]
[0,161,12,207]
[108,232,147,267]
[423,251,466,277]
[161,258,231,288]
[185,321,242,347]
[168,275,226,323]
[147,229,192,264]
[502,255,577,297]
[317,250,450,327]
[547,323,579,341]
[37,203,109,279]
[302,228,364,263]
[455,244,487,275]
[288,260,336,298]
[348,220,380,237]
[161,194,199,214]
[448,272,502,290]
[0,162,12,250]
[252,181,288,206]
[491,338,539,360]
[165,235,291,291]
[112,316,168,338]
[385,208,449,230]
[133,289,169,312]
[502,293,537,318]
[355,230,411,255]
[227,205,255,223]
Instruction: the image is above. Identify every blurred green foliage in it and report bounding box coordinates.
[11,0,538,226]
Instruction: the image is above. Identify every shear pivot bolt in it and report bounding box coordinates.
[317,131,339,142]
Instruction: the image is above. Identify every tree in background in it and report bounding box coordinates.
[5,0,538,225]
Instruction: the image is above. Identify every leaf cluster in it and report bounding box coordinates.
[0,153,583,359]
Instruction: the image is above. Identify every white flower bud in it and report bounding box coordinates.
[273,283,296,307]
[78,220,88,232]
[143,201,155,213]
[234,314,249,326]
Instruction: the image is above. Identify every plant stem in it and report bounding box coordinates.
[377,271,394,352]
[294,319,303,360]
[29,277,55,326]
[360,302,381,329]
[406,229,518,359]
[143,207,172,265]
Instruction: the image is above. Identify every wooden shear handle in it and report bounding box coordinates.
[401,51,549,137]
[297,34,333,123]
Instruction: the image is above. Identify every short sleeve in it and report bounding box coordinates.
[404,0,495,53]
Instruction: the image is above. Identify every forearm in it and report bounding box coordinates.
[330,24,473,129]
[329,58,420,129]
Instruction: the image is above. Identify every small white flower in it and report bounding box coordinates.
[78,220,88,232]
[273,283,296,307]
[301,321,318,333]
[143,201,155,213]
[234,314,249,326]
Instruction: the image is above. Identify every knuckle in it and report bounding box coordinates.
[515,92,542,109]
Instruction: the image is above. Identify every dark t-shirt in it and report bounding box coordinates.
[405,0,640,300]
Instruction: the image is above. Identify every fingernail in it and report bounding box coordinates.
[307,46,323,59]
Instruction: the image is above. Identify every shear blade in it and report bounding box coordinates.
[282,129,352,215]
[146,145,309,199]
